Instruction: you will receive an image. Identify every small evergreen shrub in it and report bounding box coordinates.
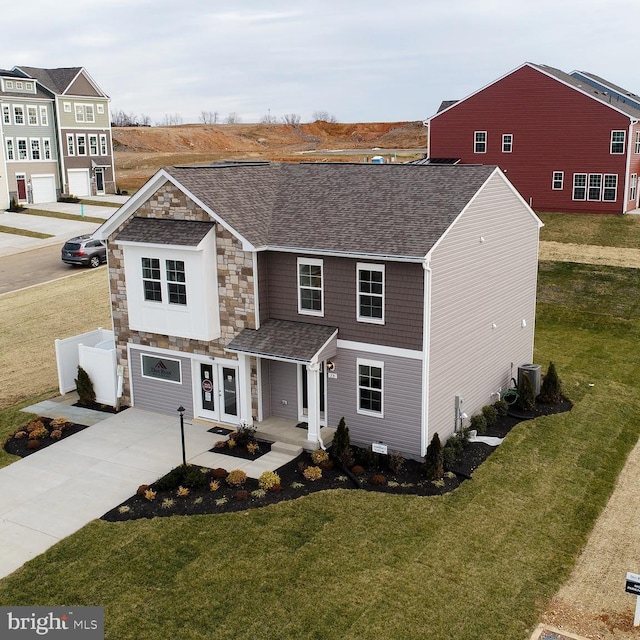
[155,465,208,491]
[358,445,380,470]
[540,361,563,404]
[226,469,248,487]
[517,372,536,412]
[212,468,228,479]
[331,417,354,466]
[481,405,498,427]
[75,366,96,406]
[233,423,257,447]
[469,414,487,434]
[493,398,509,417]
[424,432,444,481]
[388,451,405,475]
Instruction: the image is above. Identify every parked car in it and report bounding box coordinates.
[61,235,106,268]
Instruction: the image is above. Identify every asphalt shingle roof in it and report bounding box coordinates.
[227,319,338,363]
[115,218,215,246]
[14,66,83,95]
[165,162,496,259]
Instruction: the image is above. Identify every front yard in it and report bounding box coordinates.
[0,259,639,639]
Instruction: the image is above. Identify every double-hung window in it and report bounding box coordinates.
[474,131,487,153]
[630,174,638,201]
[635,131,640,154]
[43,138,51,160]
[27,106,38,125]
[573,173,587,200]
[357,359,383,417]
[357,263,384,324]
[610,130,625,154]
[76,134,86,156]
[17,139,27,160]
[166,260,187,305]
[588,174,602,201]
[552,171,564,190]
[5,139,14,161]
[297,258,323,316]
[88,134,98,156]
[142,258,162,302]
[75,104,85,123]
[603,174,617,201]
[66,134,75,156]
[2,105,10,125]
[99,134,108,155]
[85,104,95,123]
[502,134,513,153]
[39,106,48,126]
[13,105,24,125]
[30,139,40,160]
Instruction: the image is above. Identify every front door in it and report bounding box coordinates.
[95,168,105,194]
[195,361,240,424]
[16,175,27,201]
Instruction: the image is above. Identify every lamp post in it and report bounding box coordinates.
[177,405,186,467]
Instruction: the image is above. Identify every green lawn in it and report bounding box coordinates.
[0,225,52,239]
[539,211,640,247]
[0,261,638,640]
[20,208,105,224]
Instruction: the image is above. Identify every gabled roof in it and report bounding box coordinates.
[97,162,500,261]
[115,218,215,247]
[430,62,640,122]
[0,71,53,100]
[13,66,107,98]
[570,70,640,111]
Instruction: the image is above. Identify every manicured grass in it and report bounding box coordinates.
[539,211,640,248]
[0,261,639,640]
[0,225,52,239]
[79,199,125,208]
[20,208,106,224]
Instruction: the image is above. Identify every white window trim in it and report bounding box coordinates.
[75,103,85,123]
[587,174,603,201]
[16,138,28,161]
[297,257,324,317]
[66,133,75,156]
[97,104,105,115]
[29,138,41,161]
[88,134,98,156]
[140,353,182,385]
[99,133,108,155]
[13,105,25,125]
[603,174,617,202]
[43,138,51,160]
[39,105,48,126]
[15,81,23,90]
[572,173,587,201]
[63,102,72,113]
[2,104,11,125]
[502,133,513,153]
[356,358,384,418]
[5,80,13,89]
[552,171,564,190]
[356,262,385,325]
[76,134,87,156]
[635,132,640,154]
[630,174,637,201]
[5,138,14,161]
[27,105,38,126]
[474,131,487,153]
[610,130,625,154]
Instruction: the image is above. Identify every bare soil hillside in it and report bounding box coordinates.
[113,121,427,192]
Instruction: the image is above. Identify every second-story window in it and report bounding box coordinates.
[89,135,98,156]
[502,134,513,153]
[77,134,86,156]
[13,105,24,125]
[66,134,75,156]
[611,130,625,154]
[298,257,323,316]
[357,263,384,324]
[2,105,10,125]
[100,134,108,155]
[30,139,40,160]
[166,260,187,305]
[39,106,48,126]
[552,171,564,190]
[474,131,487,153]
[27,106,38,125]
[142,258,162,302]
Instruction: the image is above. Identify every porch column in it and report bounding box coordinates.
[238,353,254,425]
[306,361,321,445]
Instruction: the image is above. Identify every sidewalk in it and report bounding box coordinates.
[0,196,129,258]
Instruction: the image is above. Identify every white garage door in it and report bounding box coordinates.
[31,174,57,204]
[67,169,91,197]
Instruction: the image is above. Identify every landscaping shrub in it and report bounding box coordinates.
[176,486,190,497]
[28,426,49,440]
[331,417,354,466]
[75,366,96,406]
[144,489,156,501]
[443,429,470,469]
[303,466,322,481]
[26,419,45,433]
[481,404,498,427]
[493,398,508,416]
[26,440,40,450]
[517,372,536,412]
[50,429,62,440]
[233,423,257,447]
[226,469,248,487]
[358,445,380,470]
[388,451,405,475]
[212,468,228,479]
[209,480,220,492]
[136,484,149,496]
[424,432,444,480]
[155,464,208,491]
[258,471,281,491]
[469,414,487,434]
[540,361,563,404]
[311,449,329,465]
[369,474,387,486]
[234,490,249,501]
[350,465,365,477]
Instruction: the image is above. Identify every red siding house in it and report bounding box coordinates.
[427,63,640,214]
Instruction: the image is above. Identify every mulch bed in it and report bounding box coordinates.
[3,417,90,457]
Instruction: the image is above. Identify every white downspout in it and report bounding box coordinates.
[421,257,432,457]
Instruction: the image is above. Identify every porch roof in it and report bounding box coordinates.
[226,318,338,364]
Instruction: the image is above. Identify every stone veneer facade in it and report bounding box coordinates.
[107,181,259,416]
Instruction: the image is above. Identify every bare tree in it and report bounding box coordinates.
[111,109,138,127]
[139,113,151,126]
[312,111,338,123]
[199,111,219,124]
[281,113,301,126]
[158,113,183,126]
[225,112,241,124]
[260,110,278,124]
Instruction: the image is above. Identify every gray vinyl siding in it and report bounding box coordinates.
[427,172,540,444]
[267,360,299,421]
[257,252,270,323]
[259,359,271,419]
[328,347,423,459]
[130,347,194,417]
[262,252,423,350]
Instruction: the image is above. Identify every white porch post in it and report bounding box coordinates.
[306,361,321,445]
[238,353,254,425]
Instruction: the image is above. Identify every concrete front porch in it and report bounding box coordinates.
[254,416,335,453]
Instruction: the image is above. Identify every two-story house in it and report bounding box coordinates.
[0,70,59,208]
[13,66,115,198]
[94,162,542,459]
[427,63,640,214]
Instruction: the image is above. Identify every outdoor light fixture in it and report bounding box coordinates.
[177,405,186,467]
[326,360,336,372]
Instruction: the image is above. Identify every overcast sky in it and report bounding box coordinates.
[5,0,640,125]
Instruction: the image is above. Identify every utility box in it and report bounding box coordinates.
[518,363,541,397]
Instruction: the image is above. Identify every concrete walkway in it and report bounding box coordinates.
[0,399,301,579]
[0,195,129,258]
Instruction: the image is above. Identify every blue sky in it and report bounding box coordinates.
[6,0,640,124]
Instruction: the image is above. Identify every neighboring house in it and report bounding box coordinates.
[94,162,542,459]
[427,63,640,214]
[12,66,115,198]
[0,70,59,208]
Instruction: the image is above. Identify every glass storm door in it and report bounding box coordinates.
[196,361,240,424]
[95,168,105,194]
[221,367,239,423]
[199,363,217,420]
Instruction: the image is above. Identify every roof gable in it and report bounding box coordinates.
[13,66,107,97]
[97,163,500,260]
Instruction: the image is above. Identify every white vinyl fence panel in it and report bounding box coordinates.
[78,344,117,406]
